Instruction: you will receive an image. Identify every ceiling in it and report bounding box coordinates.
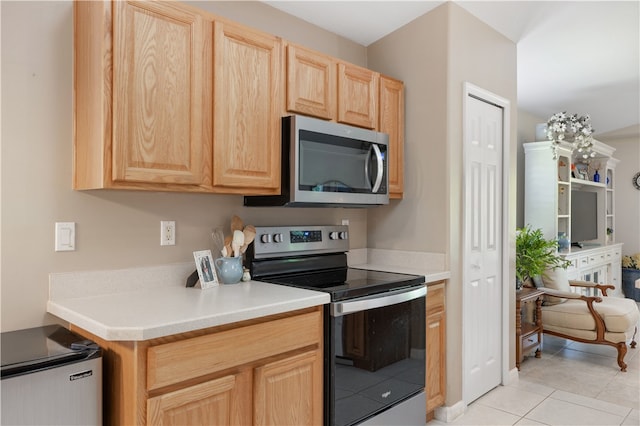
[264,1,640,139]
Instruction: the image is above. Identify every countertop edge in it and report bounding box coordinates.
[47,289,330,341]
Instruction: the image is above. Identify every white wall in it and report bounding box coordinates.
[0,1,371,332]
[600,138,640,255]
[517,110,548,228]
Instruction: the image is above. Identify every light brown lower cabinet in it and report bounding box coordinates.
[71,307,323,426]
[426,282,446,420]
[147,373,249,425]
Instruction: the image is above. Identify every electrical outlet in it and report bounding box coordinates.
[160,221,176,246]
[341,219,349,226]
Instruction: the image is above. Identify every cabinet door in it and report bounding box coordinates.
[286,44,336,120]
[254,350,322,426]
[112,1,211,186]
[337,62,379,129]
[379,75,404,198]
[213,20,282,194]
[426,283,446,413]
[146,372,251,426]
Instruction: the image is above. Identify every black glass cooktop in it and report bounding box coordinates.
[262,267,425,301]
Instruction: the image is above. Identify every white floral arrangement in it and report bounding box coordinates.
[546,112,595,159]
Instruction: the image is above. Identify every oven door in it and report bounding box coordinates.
[327,285,426,426]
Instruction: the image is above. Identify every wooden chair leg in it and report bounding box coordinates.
[631,326,638,349]
[615,342,628,372]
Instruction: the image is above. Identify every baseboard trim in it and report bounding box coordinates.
[433,368,519,423]
[434,400,466,423]
[503,367,519,386]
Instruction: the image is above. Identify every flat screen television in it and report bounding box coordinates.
[571,190,598,244]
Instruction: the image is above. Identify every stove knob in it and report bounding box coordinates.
[339,231,348,240]
[273,233,284,243]
[329,231,339,240]
[260,233,272,243]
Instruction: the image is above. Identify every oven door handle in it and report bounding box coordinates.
[330,285,426,317]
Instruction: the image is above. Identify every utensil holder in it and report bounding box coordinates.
[214,256,243,284]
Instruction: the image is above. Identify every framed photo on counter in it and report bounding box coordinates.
[193,250,218,288]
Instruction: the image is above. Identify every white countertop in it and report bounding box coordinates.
[48,251,450,342]
[350,263,450,283]
[348,248,450,283]
[48,263,329,341]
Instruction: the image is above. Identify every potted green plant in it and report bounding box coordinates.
[516,225,571,290]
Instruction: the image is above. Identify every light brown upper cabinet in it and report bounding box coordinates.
[74,0,401,196]
[212,20,282,194]
[286,43,336,120]
[285,44,388,135]
[337,63,379,129]
[379,75,405,199]
[74,0,213,191]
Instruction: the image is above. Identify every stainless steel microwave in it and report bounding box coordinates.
[245,115,389,207]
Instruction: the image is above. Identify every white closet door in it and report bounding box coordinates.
[463,93,504,404]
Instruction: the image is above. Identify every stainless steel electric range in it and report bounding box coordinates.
[247,225,427,426]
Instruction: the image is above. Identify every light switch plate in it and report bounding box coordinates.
[55,222,76,251]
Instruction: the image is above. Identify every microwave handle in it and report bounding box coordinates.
[330,285,426,317]
[368,144,384,192]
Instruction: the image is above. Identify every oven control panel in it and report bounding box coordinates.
[252,225,349,258]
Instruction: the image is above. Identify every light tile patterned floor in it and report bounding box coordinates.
[428,304,640,426]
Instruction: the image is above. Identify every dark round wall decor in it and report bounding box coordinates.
[633,171,640,190]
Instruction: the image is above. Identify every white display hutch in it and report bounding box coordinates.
[524,140,623,297]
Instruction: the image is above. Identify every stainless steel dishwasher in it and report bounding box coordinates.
[1,325,102,425]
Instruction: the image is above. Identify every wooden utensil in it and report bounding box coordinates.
[231,215,244,234]
[241,225,256,254]
[232,230,244,257]
[223,235,233,257]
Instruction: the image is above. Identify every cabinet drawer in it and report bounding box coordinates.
[589,254,606,265]
[578,256,589,267]
[566,258,579,271]
[147,310,322,391]
[613,248,621,260]
[520,332,541,356]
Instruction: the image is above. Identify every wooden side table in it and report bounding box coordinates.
[516,287,544,370]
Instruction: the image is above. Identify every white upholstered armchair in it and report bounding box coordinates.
[536,268,639,371]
